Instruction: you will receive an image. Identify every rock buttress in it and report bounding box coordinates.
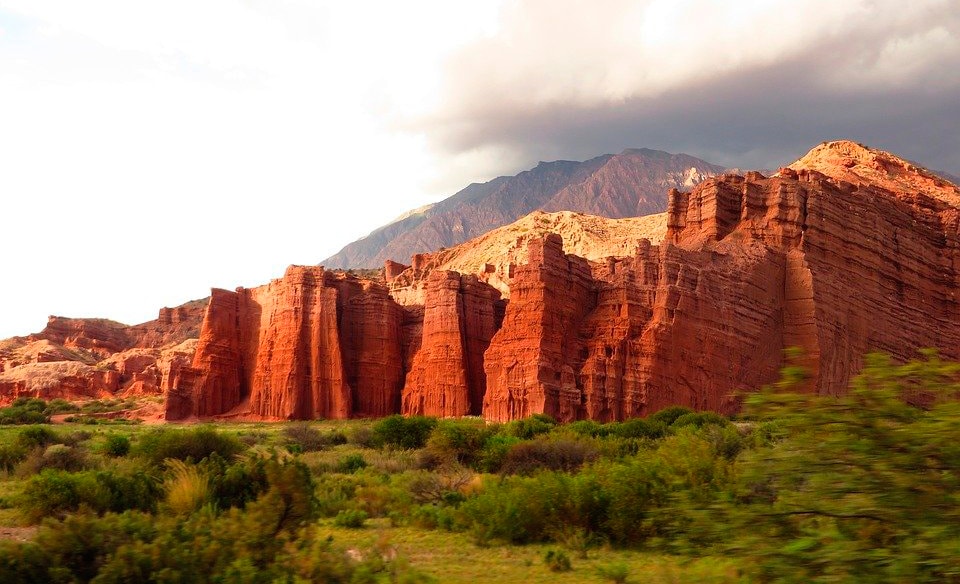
[401,271,504,417]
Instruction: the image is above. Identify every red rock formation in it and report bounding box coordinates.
[481,144,960,421]
[482,235,595,421]
[169,266,407,420]
[402,271,503,417]
[0,301,205,404]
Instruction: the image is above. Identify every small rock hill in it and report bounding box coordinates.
[0,301,205,404]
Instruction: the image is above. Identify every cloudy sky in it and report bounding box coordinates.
[1,0,958,339]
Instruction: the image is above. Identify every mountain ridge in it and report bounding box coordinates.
[322,148,727,269]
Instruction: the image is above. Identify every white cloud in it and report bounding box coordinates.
[0,0,956,339]
[0,1,504,337]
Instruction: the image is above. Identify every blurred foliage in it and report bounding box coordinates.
[1,350,959,582]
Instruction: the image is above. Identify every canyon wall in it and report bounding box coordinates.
[164,144,960,422]
[12,141,955,422]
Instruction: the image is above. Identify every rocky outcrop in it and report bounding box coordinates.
[0,301,205,404]
[482,235,595,421]
[401,271,504,417]
[324,149,725,269]
[386,210,667,304]
[481,144,960,421]
[169,266,407,420]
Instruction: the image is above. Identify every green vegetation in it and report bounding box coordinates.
[0,350,958,582]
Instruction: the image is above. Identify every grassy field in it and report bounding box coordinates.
[2,355,959,583]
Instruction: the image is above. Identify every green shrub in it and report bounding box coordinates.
[544,549,572,572]
[597,562,630,583]
[333,508,368,528]
[282,423,329,452]
[506,414,556,439]
[134,426,244,465]
[372,415,437,449]
[410,504,457,530]
[348,425,376,448]
[476,434,521,473]
[566,420,604,437]
[44,399,80,415]
[671,411,730,429]
[0,398,50,425]
[102,434,131,457]
[649,406,694,426]
[500,437,598,475]
[0,442,28,473]
[336,453,368,474]
[17,426,59,449]
[18,468,162,521]
[18,469,101,521]
[610,417,667,439]
[425,419,495,467]
[17,444,91,475]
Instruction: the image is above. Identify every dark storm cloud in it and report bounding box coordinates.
[416,0,960,174]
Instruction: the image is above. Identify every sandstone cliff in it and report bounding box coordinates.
[167,267,407,420]
[481,143,960,420]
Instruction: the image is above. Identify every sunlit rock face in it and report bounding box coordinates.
[482,142,960,421]
[0,303,204,405]
[7,141,957,423]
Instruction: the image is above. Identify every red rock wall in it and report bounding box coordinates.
[401,271,503,417]
[482,234,595,422]
[168,266,407,420]
[169,153,960,423]
[481,170,960,422]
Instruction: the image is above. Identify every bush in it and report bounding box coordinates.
[163,460,210,515]
[0,398,49,425]
[17,426,59,449]
[336,453,368,474]
[500,438,598,475]
[610,417,667,440]
[424,419,495,467]
[134,427,244,465]
[282,423,332,452]
[476,434,521,473]
[44,399,80,415]
[649,406,693,426]
[597,562,630,583]
[18,468,162,521]
[506,414,556,439]
[0,442,28,473]
[671,411,730,429]
[102,434,131,457]
[544,549,572,572]
[371,415,437,449]
[333,509,368,528]
[348,426,376,448]
[17,444,90,475]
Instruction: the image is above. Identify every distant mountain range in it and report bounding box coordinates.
[322,148,728,268]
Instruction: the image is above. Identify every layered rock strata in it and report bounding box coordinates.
[168,267,407,420]
[401,271,504,417]
[481,154,960,421]
[0,303,205,404]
